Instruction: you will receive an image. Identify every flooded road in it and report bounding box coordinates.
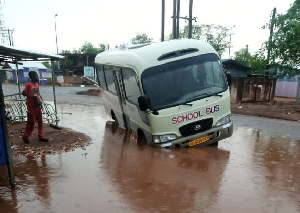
[1,104,300,213]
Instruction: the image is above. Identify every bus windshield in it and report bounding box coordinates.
[141,53,227,110]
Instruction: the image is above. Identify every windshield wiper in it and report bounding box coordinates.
[153,100,193,111]
[186,92,223,102]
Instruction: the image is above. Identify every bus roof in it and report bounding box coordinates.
[95,39,218,74]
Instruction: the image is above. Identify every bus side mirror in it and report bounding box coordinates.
[138,95,150,111]
[226,71,232,86]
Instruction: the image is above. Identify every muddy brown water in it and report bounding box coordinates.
[0,104,300,213]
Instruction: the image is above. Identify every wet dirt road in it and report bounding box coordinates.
[1,104,300,213]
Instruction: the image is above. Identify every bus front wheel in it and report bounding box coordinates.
[137,129,147,146]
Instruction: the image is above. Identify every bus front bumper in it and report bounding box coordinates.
[154,122,233,148]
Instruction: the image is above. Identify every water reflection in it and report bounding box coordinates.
[101,121,231,212]
[252,133,300,212]
[0,155,57,212]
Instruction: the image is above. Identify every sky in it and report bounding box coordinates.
[1,0,295,58]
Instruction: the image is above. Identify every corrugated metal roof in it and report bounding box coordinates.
[0,44,64,61]
[3,61,46,70]
[221,59,250,70]
[21,61,47,69]
[7,63,23,70]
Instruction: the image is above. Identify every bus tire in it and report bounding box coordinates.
[137,129,147,146]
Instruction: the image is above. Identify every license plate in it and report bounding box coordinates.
[189,136,210,147]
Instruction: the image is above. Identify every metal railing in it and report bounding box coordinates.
[4,93,59,124]
[81,76,99,87]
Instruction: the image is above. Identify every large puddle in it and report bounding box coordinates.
[0,104,299,213]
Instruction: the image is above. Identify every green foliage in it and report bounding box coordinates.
[60,42,109,55]
[79,41,101,54]
[250,47,268,75]
[234,48,252,66]
[60,50,71,54]
[266,0,300,75]
[42,61,51,68]
[234,45,268,75]
[131,33,153,44]
[170,24,230,57]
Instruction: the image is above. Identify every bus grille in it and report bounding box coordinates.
[179,118,213,137]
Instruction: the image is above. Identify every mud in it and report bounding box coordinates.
[77,89,101,97]
[7,122,91,157]
[231,97,300,121]
[0,104,300,213]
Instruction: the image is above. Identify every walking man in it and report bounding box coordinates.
[22,71,48,143]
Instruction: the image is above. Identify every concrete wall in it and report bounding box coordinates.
[63,76,83,85]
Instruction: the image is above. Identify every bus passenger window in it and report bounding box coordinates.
[104,66,117,94]
[122,68,141,105]
[96,65,107,89]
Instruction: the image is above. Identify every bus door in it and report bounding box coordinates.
[114,69,131,130]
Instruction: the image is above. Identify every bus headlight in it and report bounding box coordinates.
[216,114,231,127]
[153,134,177,144]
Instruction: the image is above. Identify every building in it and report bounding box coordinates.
[2,61,47,83]
[221,59,251,78]
[59,53,97,76]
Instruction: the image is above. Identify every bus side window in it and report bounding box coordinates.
[122,68,141,105]
[97,65,107,89]
[104,66,117,94]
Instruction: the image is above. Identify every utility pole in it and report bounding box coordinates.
[296,77,300,107]
[171,0,197,40]
[244,45,249,64]
[176,0,180,39]
[188,0,193,39]
[161,0,165,42]
[172,0,177,39]
[266,8,276,65]
[228,25,236,58]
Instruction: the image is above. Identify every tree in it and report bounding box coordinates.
[265,0,300,75]
[79,41,100,54]
[177,24,231,57]
[234,48,252,66]
[60,50,71,54]
[234,46,268,75]
[42,61,51,68]
[60,42,108,55]
[249,47,268,74]
[131,33,153,44]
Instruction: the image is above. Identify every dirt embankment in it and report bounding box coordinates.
[231,97,300,121]
[8,122,92,157]
[77,89,101,96]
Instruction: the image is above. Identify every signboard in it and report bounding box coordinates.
[57,76,64,84]
[43,72,52,78]
[84,66,94,77]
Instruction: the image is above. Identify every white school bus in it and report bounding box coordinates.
[95,39,233,147]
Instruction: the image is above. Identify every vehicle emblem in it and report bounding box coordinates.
[194,125,201,131]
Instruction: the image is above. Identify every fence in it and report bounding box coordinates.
[4,93,58,124]
[275,75,300,98]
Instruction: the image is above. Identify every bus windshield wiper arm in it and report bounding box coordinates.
[186,92,223,101]
[153,101,193,110]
